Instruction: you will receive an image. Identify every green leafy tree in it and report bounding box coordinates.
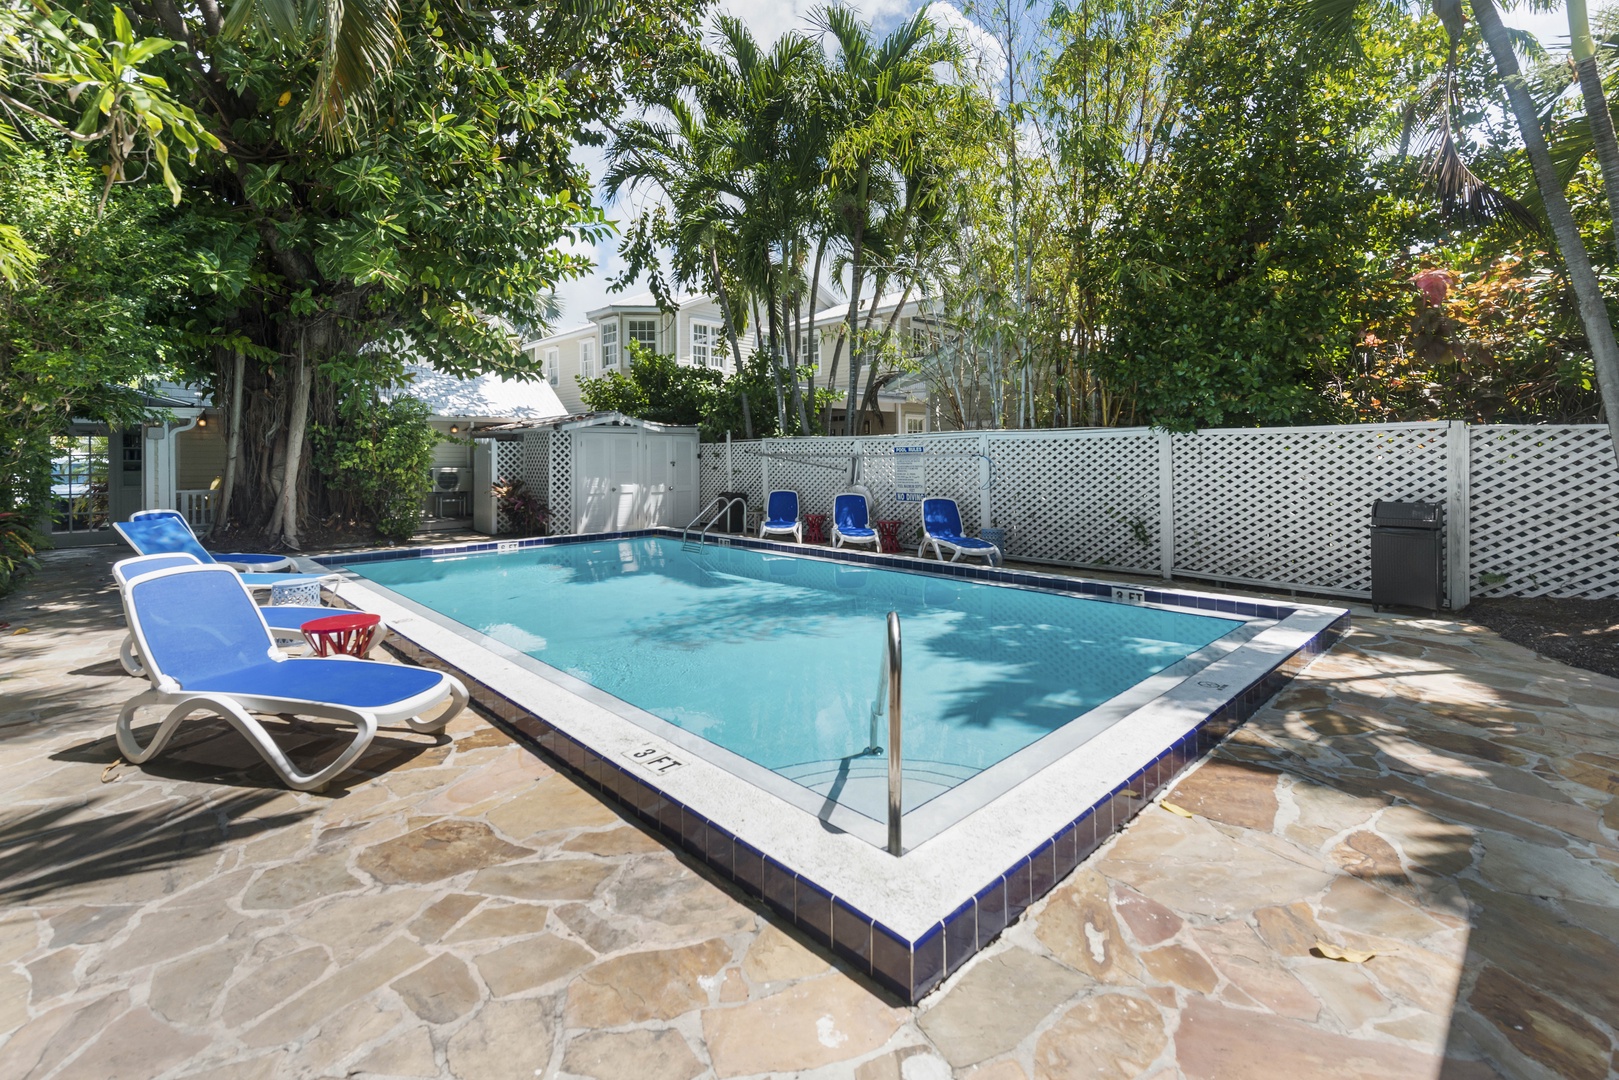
[1101,5,1417,428]
[16,0,704,548]
[0,141,195,579]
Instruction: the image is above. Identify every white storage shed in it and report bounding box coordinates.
[471,413,701,536]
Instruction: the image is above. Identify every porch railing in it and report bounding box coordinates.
[176,489,216,529]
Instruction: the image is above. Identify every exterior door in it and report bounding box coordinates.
[573,430,615,532]
[665,436,697,527]
[574,429,645,532]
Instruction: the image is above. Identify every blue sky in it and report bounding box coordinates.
[548,1,1572,328]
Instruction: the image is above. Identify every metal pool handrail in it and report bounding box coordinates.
[868,611,903,856]
[682,495,746,548]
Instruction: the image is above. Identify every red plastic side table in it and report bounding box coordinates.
[803,513,828,545]
[875,519,903,555]
[300,612,382,658]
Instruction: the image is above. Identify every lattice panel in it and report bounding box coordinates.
[1469,425,1619,598]
[921,435,985,538]
[1172,425,1449,597]
[494,440,525,534]
[548,431,572,533]
[760,436,857,520]
[989,431,1161,572]
[698,442,733,507]
[731,441,764,507]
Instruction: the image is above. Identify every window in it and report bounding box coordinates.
[627,317,659,356]
[905,414,925,435]
[579,339,596,379]
[691,321,723,369]
[797,330,819,369]
[544,347,559,386]
[600,322,617,370]
[910,326,931,357]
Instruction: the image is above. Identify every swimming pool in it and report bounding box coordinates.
[321,529,1348,1002]
[350,536,1249,831]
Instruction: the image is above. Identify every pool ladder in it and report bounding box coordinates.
[866,611,904,856]
[682,495,746,552]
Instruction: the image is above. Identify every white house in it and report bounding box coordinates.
[522,287,935,436]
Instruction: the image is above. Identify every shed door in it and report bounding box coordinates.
[664,436,697,527]
[574,429,644,533]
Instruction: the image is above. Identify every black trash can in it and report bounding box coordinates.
[1369,500,1443,612]
[715,491,747,533]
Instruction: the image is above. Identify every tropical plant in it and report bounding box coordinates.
[491,476,550,537]
[0,509,40,597]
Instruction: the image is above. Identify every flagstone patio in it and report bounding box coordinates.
[1,546,1616,1080]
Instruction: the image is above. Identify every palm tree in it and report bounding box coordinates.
[816,5,962,434]
[1316,0,1619,464]
[222,0,400,135]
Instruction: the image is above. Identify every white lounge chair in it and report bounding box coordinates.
[111,554,385,676]
[759,490,803,543]
[831,492,879,550]
[919,498,1001,565]
[116,563,464,791]
[128,509,296,572]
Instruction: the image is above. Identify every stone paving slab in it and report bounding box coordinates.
[1,546,1617,1079]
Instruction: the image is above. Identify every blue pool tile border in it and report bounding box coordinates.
[358,534,1349,1004]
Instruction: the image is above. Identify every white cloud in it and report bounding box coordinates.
[923,2,1005,93]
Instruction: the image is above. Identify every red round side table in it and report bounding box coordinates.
[803,513,828,545]
[875,519,903,554]
[300,612,382,658]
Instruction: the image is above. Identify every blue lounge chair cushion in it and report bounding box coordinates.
[240,572,327,588]
[834,493,876,538]
[259,606,336,631]
[922,498,998,548]
[764,491,798,526]
[120,511,295,572]
[185,659,444,707]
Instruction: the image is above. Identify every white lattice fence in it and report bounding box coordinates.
[760,436,857,520]
[549,431,572,532]
[990,430,1161,573]
[683,422,1619,602]
[494,440,524,534]
[1469,426,1619,598]
[1171,424,1449,597]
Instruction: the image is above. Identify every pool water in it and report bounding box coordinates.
[352,537,1241,816]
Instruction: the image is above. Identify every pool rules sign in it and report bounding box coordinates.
[893,445,925,502]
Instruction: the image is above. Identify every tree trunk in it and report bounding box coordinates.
[215,349,245,533]
[844,170,869,436]
[1569,0,1619,262]
[1474,0,1619,465]
[272,331,314,548]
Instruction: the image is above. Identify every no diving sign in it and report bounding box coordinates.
[893,445,925,502]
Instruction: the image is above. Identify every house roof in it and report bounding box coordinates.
[811,292,928,327]
[474,411,698,435]
[390,363,568,422]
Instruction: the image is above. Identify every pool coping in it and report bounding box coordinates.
[309,528,1349,1004]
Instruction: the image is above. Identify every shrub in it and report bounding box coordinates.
[313,397,441,543]
[0,510,41,599]
[492,476,551,536]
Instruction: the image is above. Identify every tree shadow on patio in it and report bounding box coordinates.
[0,791,311,905]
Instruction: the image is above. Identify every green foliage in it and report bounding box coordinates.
[1101,8,1415,429]
[0,509,40,598]
[311,396,438,542]
[0,140,192,542]
[579,340,722,430]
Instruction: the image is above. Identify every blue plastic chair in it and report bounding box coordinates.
[116,564,464,790]
[920,498,1001,565]
[759,490,802,543]
[115,512,331,592]
[112,554,385,676]
[831,492,878,550]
